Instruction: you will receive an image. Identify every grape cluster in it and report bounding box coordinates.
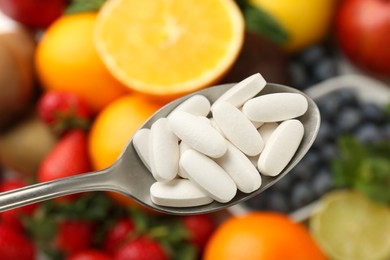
[244,88,390,213]
[288,43,340,90]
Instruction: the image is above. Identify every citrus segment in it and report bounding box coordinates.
[310,190,390,260]
[35,13,128,113]
[94,0,244,97]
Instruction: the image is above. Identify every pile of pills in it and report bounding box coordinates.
[132,73,308,207]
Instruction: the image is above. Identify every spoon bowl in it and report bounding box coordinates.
[0,83,320,215]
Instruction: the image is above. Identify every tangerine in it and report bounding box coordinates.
[203,212,326,260]
[35,13,128,113]
[88,94,162,207]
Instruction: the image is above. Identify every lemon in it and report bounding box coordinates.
[250,0,337,52]
[309,190,390,260]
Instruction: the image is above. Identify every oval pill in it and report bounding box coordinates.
[150,179,213,207]
[215,142,261,193]
[213,73,266,108]
[212,101,264,156]
[258,119,304,176]
[149,118,179,182]
[168,111,227,158]
[243,93,308,122]
[177,141,190,178]
[180,149,237,203]
[168,94,210,117]
[132,128,151,171]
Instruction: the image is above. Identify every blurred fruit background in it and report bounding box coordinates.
[0,0,389,259]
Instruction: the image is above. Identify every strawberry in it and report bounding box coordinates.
[181,214,215,251]
[0,224,35,260]
[37,91,91,134]
[66,249,111,260]
[38,129,91,182]
[54,220,94,256]
[114,236,168,260]
[0,179,38,230]
[104,218,135,254]
[37,130,92,202]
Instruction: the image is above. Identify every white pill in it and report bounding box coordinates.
[258,119,304,176]
[258,122,279,144]
[213,73,266,108]
[149,118,179,182]
[243,93,308,122]
[177,142,190,178]
[215,142,261,193]
[180,149,237,203]
[212,101,264,156]
[209,118,225,137]
[133,128,152,171]
[168,95,210,117]
[248,122,279,166]
[168,111,227,158]
[150,179,213,207]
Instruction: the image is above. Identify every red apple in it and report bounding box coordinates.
[336,0,390,76]
[0,0,67,28]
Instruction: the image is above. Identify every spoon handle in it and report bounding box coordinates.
[0,168,113,212]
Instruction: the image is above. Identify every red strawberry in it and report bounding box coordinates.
[37,130,92,201]
[66,249,111,260]
[0,224,35,260]
[114,236,168,260]
[181,214,215,250]
[0,179,38,230]
[104,218,135,253]
[37,91,91,134]
[54,220,94,255]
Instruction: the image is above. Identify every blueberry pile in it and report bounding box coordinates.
[244,88,390,213]
[288,43,340,90]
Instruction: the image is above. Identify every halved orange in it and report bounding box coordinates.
[94,0,244,99]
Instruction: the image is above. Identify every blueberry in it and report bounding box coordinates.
[272,174,294,193]
[360,103,387,124]
[313,121,335,147]
[337,88,359,108]
[355,123,383,145]
[299,45,326,66]
[291,183,315,209]
[311,168,333,197]
[335,107,362,134]
[289,62,308,89]
[265,192,290,213]
[311,58,338,82]
[317,95,343,121]
[320,144,339,162]
[303,149,324,169]
[292,159,312,181]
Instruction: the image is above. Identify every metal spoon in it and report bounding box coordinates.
[0,83,320,215]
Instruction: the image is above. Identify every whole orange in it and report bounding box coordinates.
[88,94,162,207]
[203,212,326,260]
[88,94,162,171]
[35,13,128,113]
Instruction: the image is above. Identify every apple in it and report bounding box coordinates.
[336,0,390,76]
[0,0,67,28]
